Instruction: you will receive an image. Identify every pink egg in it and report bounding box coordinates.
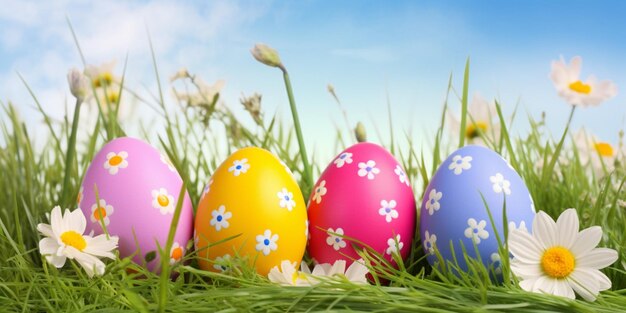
[307,142,416,266]
[79,137,194,272]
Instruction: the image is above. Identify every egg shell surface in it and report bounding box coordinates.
[420,145,536,274]
[79,137,194,272]
[307,142,416,265]
[194,147,307,276]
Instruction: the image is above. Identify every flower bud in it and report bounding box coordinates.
[67,68,90,101]
[251,43,283,69]
[355,122,367,142]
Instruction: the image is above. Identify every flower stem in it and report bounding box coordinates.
[281,68,313,189]
[541,105,576,186]
[61,99,82,206]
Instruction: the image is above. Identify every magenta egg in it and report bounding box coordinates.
[307,142,416,266]
[78,137,194,272]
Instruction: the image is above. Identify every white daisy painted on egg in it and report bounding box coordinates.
[423,231,437,255]
[103,151,128,175]
[357,160,380,180]
[425,189,442,216]
[448,155,472,175]
[228,158,250,176]
[90,199,114,226]
[464,218,489,244]
[169,242,184,265]
[151,188,175,215]
[378,200,398,223]
[334,152,353,168]
[385,234,404,256]
[490,252,502,275]
[326,228,346,251]
[256,229,279,256]
[490,173,511,195]
[210,205,232,231]
[277,188,296,211]
[394,164,410,187]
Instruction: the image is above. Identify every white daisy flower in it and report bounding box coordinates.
[573,128,617,177]
[277,188,296,211]
[425,189,443,216]
[268,259,370,286]
[228,159,250,176]
[89,199,114,226]
[448,93,501,146]
[490,252,503,275]
[333,152,353,168]
[326,228,346,251]
[378,200,399,223]
[256,229,279,256]
[312,180,327,204]
[508,209,618,301]
[490,173,511,195]
[103,151,128,175]
[213,254,232,272]
[169,242,184,265]
[464,218,489,244]
[160,154,176,172]
[84,60,117,88]
[268,260,311,286]
[151,188,175,215]
[423,231,437,255]
[448,155,472,175]
[385,234,404,256]
[394,165,410,186]
[357,160,380,180]
[37,206,119,278]
[210,205,232,231]
[550,56,617,107]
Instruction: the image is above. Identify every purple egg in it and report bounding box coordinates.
[79,137,193,272]
[420,145,535,276]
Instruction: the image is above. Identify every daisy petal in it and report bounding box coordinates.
[533,211,557,249]
[570,226,602,256]
[519,277,537,292]
[553,280,576,299]
[576,248,618,270]
[37,223,55,238]
[568,269,600,302]
[555,208,578,248]
[510,259,543,279]
[45,255,67,268]
[508,229,543,263]
[39,237,60,255]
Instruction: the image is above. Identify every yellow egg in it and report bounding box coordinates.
[194,147,307,275]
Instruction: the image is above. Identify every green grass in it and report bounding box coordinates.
[1,41,625,312]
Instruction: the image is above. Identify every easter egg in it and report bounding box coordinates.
[79,137,194,272]
[420,145,535,275]
[307,142,416,266]
[194,147,307,275]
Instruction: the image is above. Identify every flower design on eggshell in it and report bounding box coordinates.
[357,160,380,180]
[509,220,528,232]
[202,179,213,199]
[312,180,327,204]
[490,173,511,195]
[103,151,128,175]
[151,188,175,215]
[326,228,346,251]
[490,252,502,275]
[448,154,472,175]
[464,218,489,244]
[277,188,296,211]
[90,198,114,226]
[210,205,232,231]
[334,152,353,168]
[169,242,184,265]
[423,231,437,255]
[228,159,250,176]
[425,189,442,216]
[386,234,404,256]
[378,200,399,223]
[213,254,231,272]
[256,229,279,256]
[394,164,410,187]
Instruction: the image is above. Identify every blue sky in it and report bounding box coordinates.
[1,0,626,159]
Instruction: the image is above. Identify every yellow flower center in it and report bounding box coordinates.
[93,207,107,220]
[465,122,488,139]
[171,247,183,261]
[569,80,592,94]
[109,155,123,166]
[594,142,614,157]
[291,271,308,285]
[158,194,170,207]
[60,231,87,251]
[541,246,575,279]
[92,72,114,88]
[107,91,120,104]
